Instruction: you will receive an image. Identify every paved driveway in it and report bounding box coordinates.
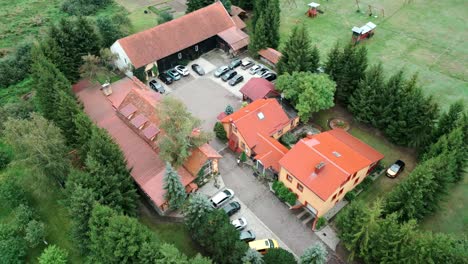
[219,150,328,257]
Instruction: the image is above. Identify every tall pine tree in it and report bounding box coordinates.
[372,70,405,129]
[55,91,81,146]
[163,163,187,210]
[432,100,465,142]
[263,0,280,49]
[249,14,270,55]
[277,25,319,74]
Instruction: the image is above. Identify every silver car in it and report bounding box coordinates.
[210,189,235,208]
[214,65,230,77]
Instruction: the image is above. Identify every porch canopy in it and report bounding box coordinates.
[217,27,250,51]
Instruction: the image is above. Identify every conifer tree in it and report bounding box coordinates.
[184,193,214,230]
[96,17,124,48]
[372,70,405,129]
[221,0,232,12]
[73,111,95,158]
[277,25,319,74]
[55,91,81,146]
[186,0,213,13]
[38,245,68,264]
[263,0,280,49]
[163,163,187,210]
[249,14,269,55]
[432,100,465,141]
[348,63,385,124]
[300,243,327,264]
[242,249,264,264]
[324,42,342,80]
[252,0,268,29]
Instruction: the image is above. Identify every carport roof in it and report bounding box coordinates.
[117,2,238,68]
[239,77,278,101]
[217,27,250,51]
[258,48,282,65]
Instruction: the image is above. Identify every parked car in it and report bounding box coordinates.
[231,217,247,231]
[210,189,235,208]
[262,72,277,82]
[158,73,173,85]
[229,58,242,69]
[191,64,205,76]
[240,230,256,242]
[241,60,254,70]
[174,65,189,76]
[256,68,269,76]
[222,201,241,216]
[149,80,165,94]
[386,160,405,178]
[249,239,279,255]
[166,69,181,80]
[228,74,244,86]
[249,64,262,75]
[222,70,237,82]
[214,65,230,77]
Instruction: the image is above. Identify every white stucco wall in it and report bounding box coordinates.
[110,41,133,77]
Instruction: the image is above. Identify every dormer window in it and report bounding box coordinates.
[257,112,265,120]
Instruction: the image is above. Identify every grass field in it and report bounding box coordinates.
[128,7,159,33]
[279,0,468,110]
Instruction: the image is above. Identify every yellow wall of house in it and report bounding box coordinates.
[278,164,370,217]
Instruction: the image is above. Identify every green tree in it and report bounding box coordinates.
[276,72,335,122]
[249,14,269,55]
[73,111,95,158]
[157,97,212,167]
[225,105,234,115]
[242,248,264,264]
[3,114,70,186]
[31,50,71,121]
[240,151,247,162]
[372,70,405,129]
[55,90,81,146]
[25,220,45,247]
[186,0,213,13]
[214,122,228,141]
[163,163,187,210]
[0,42,32,87]
[252,0,268,29]
[83,127,138,215]
[14,204,34,231]
[158,11,174,24]
[300,243,327,264]
[221,0,232,13]
[263,248,296,264]
[97,16,124,48]
[38,245,68,264]
[263,0,280,49]
[65,182,96,252]
[277,25,319,74]
[0,177,27,208]
[156,243,189,263]
[348,63,385,124]
[432,100,465,142]
[190,210,248,264]
[62,0,112,15]
[324,42,341,81]
[191,254,213,264]
[0,224,27,264]
[184,193,214,231]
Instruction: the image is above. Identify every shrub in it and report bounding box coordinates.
[280,132,298,146]
[315,217,327,230]
[0,149,11,170]
[359,177,373,191]
[158,11,173,24]
[225,105,234,115]
[240,151,247,162]
[263,248,296,264]
[133,66,147,82]
[0,42,32,88]
[344,190,357,202]
[62,0,112,15]
[272,181,296,205]
[213,122,227,141]
[0,178,27,208]
[285,191,297,205]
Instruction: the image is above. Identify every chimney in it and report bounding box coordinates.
[306,131,314,139]
[101,82,112,96]
[315,161,325,173]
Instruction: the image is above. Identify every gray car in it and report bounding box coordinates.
[214,65,230,77]
[240,230,256,242]
[149,80,165,94]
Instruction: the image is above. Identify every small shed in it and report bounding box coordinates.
[307,2,320,18]
[239,78,280,102]
[352,22,377,44]
[258,48,282,67]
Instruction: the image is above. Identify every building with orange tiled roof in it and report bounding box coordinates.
[258,48,282,67]
[111,2,249,78]
[221,98,299,174]
[75,77,221,215]
[278,129,383,228]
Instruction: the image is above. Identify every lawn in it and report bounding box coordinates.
[279,0,468,110]
[128,7,159,33]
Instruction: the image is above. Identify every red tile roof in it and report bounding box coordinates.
[76,81,195,208]
[254,133,289,172]
[119,103,137,118]
[239,77,279,101]
[130,114,149,128]
[199,143,223,158]
[230,5,246,16]
[232,15,246,29]
[117,2,237,68]
[221,99,290,149]
[279,130,384,201]
[217,27,250,51]
[142,124,160,140]
[258,48,282,64]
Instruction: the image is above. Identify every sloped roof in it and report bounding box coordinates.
[221,99,291,149]
[254,133,289,172]
[230,5,246,16]
[232,15,246,29]
[217,27,250,51]
[258,48,282,64]
[239,77,278,101]
[117,2,237,68]
[279,130,384,201]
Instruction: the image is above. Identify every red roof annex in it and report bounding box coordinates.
[239,77,279,101]
[258,48,282,65]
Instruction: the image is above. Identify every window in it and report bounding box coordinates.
[351,172,357,179]
[195,45,199,52]
[297,183,304,192]
[339,188,344,195]
[232,125,237,133]
[354,178,359,185]
[241,142,246,149]
[178,52,182,59]
[257,112,265,120]
[332,193,337,201]
[286,174,293,182]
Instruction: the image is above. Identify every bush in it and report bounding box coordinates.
[0,178,27,208]
[359,177,373,190]
[240,151,247,162]
[272,181,297,205]
[344,190,357,202]
[133,66,147,82]
[0,42,32,88]
[0,149,11,170]
[213,122,227,141]
[280,132,298,146]
[62,0,112,15]
[158,11,173,24]
[263,248,297,264]
[315,217,327,230]
[225,105,234,115]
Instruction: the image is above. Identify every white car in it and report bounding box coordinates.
[175,65,189,76]
[210,188,234,208]
[231,217,247,231]
[249,64,262,75]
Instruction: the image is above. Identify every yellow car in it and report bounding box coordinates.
[248,239,279,255]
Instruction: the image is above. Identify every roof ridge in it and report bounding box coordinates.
[257,133,288,154]
[301,139,350,175]
[329,129,374,163]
